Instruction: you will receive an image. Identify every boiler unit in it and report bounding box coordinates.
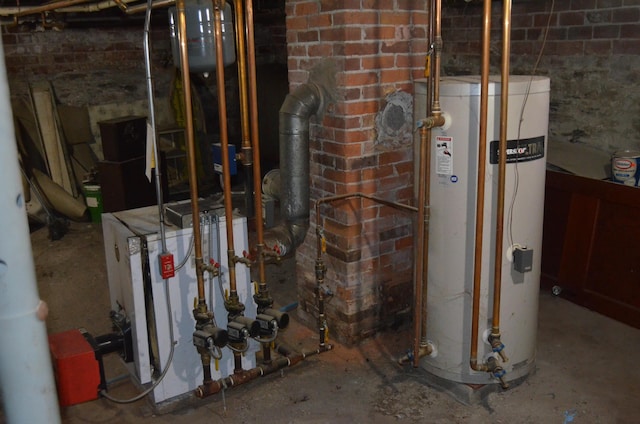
[102,205,258,405]
[414,75,550,386]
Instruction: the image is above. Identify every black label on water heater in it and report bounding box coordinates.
[489,136,545,164]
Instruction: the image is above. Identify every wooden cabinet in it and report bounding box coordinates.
[541,170,640,329]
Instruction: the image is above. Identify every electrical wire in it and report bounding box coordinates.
[175,228,196,271]
[507,0,555,247]
[100,0,176,403]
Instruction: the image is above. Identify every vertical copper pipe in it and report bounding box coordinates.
[420,125,432,346]
[245,0,269,295]
[470,0,492,371]
[212,0,238,298]
[176,0,206,304]
[422,0,440,345]
[412,0,445,367]
[234,0,251,156]
[432,0,443,114]
[412,125,429,367]
[492,0,512,337]
[233,0,255,219]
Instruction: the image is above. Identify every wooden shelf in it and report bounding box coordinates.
[541,170,640,329]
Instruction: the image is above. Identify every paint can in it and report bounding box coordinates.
[611,150,640,187]
[82,184,103,222]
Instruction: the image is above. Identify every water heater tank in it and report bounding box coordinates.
[168,0,236,73]
[414,75,550,386]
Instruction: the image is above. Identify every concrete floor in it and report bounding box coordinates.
[3,221,639,423]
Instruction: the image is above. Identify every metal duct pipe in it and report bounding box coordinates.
[0,42,61,423]
[264,82,326,256]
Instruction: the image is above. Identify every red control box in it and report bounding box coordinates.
[160,252,175,279]
[49,329,101,406]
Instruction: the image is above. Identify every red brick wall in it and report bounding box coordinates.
[286,0,429,343]
[442,0,640,153]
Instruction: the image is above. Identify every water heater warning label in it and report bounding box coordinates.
[435,136,453,175]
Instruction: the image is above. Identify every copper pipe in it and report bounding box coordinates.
[489,0,512,364]
[15,0,91,17]
[234,0,251,160]
[412,125,428,367]
[125,0,175,14]
[195,345,332,398]
[233,0,256,219]
[212,0,239,301]
[176,0,206,304]
[410,0,445,368]
[245,0,270,299]
[431,0,443,115]
[470,0,492,372]
[314,192,416,348]
[314,193,417,217]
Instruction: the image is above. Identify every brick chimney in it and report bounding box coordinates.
[285,1,429,344]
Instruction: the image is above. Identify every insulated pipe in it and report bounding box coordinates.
[0,42,61,423]
[489,0,513,365]
[470,0,492,373]
[263,83,325,257]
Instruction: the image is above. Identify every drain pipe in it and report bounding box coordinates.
[263,81,328,256]
[488,0,513,369]
[0,43,61,422]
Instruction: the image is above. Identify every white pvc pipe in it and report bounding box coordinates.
[0,41,61,422]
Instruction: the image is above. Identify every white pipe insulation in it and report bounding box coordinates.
[0,41,61,422]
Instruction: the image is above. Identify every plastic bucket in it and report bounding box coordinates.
[612,150,640,187]
[83,184,103,223]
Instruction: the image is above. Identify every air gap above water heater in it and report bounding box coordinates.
[168,0,236,74]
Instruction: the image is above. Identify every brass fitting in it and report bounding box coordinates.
[421,115,446,130]
[488,333,509,363]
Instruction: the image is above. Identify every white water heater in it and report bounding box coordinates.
[415,75,550,386]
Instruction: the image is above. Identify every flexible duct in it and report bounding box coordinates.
[264,82,326,256]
